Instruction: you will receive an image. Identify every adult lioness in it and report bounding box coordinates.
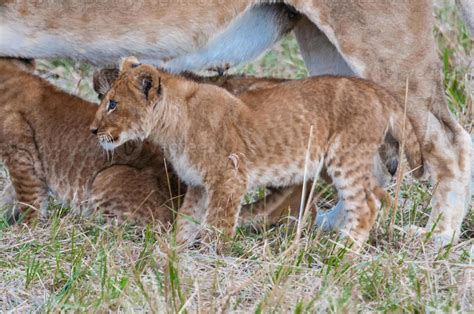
[0,58,180,224]
[0,1,471,245]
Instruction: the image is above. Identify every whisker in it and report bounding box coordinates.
[106,131,116,162]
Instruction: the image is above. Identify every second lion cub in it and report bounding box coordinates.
[91,57,423,248]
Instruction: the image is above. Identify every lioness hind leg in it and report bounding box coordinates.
[420,115,472,247]
[294,3,471,246]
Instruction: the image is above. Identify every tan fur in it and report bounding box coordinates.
[91,59,423,247]
[92,67,418,230]
[0,58,179,224]
[2,0,471,246]
[99,70,411,224]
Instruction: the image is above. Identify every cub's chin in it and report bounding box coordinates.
[98,134,124,151]
[99,140,121,151]
[98,131,138,151]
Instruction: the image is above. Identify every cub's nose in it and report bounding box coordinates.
[90,127,98,135]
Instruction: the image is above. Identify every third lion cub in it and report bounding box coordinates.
[91,57,423,248]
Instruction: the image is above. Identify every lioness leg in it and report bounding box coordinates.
[418,112,471,245]
[293,1,471,246]
[293,17,354,77]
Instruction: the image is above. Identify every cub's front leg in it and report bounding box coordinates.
[203,172,248,240]
[176,186,208,245]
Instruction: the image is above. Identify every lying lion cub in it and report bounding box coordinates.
[0,58,179,224]
[91,57,423,247]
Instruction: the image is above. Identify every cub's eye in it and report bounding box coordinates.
[107,100,117,112]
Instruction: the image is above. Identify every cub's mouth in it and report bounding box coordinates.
[97,132,122,151]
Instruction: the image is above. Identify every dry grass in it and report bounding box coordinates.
[0,1,473,312]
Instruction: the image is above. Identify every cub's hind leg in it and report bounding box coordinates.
[324,142,384,248]
[1,114,49,224]
[316,152,393,232]
[3,148,49,224]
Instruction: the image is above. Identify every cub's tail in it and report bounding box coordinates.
[387,106,424,178]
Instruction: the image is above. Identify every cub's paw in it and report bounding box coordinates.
[337,229,368,253]
[176,221,201,247]
[314,200,345,231]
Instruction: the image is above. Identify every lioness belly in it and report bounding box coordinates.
[0,3,298,70]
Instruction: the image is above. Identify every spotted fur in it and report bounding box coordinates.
[91,58,424,248]
[0,58,179,224]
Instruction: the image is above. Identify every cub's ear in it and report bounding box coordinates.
[134,65,162,101]
[136,73,153,100]
[93,67,120,99]
[120,56,141,72]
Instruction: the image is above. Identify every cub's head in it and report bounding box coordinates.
[92,67,120,100]
[90,57,164,151]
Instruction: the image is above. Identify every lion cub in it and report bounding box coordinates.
[0,58,179,224]
[91,57,423,247]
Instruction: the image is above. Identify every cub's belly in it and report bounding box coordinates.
[247,160,323,190]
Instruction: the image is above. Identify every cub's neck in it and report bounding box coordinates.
[148,79,248,152]
[0,58,35,82]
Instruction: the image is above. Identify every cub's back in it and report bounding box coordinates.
[236,76,393,134]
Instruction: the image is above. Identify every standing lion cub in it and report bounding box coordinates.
[91,57,423,248]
